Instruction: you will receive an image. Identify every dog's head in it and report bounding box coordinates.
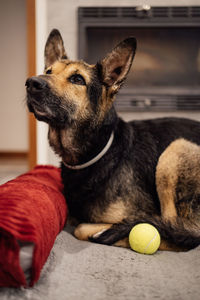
[26,29,136,129]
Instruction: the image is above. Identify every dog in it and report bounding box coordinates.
[26,29,200,251]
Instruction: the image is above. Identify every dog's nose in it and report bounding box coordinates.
[26,77,48,93]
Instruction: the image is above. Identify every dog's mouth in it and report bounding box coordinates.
[27,95,53,122]
[26,90,74,129]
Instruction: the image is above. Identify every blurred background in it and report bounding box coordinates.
[0,0,200,183]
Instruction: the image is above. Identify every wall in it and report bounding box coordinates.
[37,0,200,165]
[0,0,28,152]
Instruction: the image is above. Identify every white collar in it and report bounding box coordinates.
[63,131,114,170]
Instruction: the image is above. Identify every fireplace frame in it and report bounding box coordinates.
[78,6,200,112]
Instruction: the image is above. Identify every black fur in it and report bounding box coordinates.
[87,67,102,110]
[61,115,200,250]
[89,217,200,250]
[26,29,200,251]
[26,76,76,129]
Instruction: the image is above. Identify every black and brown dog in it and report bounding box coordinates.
[26,29,200,251]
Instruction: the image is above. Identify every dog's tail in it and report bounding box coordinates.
[90,216,200,250]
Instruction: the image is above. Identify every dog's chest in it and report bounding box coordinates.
[91,199,128,224]
[63,163,140,223]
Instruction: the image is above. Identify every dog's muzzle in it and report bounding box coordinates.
[26,76,71,127]
[26,76,48,95]
[26,76,51,121]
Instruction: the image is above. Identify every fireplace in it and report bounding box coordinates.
[78,6,200,112]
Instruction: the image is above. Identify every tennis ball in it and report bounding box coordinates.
[129,223,160,254]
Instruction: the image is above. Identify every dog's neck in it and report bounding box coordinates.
[48,108,118,166]
[63,131,114,169]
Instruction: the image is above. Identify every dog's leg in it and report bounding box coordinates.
[156,185,177,221]
[89,216,198,251]
[114,238,184,251]
[159,240,186,252]
[114,238,130,248]
[74,223,131,248]
[156,143,179,221]
[74,223,112,241]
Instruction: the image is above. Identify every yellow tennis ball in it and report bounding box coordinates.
[129,223,161,254]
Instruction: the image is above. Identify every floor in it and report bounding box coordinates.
[0,158,28,185]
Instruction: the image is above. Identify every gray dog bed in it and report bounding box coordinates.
[0,225,199,300]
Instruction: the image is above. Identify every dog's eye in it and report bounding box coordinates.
[46,69,52,74]
[69,74,86,86]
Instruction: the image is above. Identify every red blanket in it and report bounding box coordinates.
[0,165,67,287]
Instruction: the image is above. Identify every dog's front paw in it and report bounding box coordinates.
[89,226,123,245]
[92,229,108,239]
[74,223,112,241]
[89,223,132,247]
[89,228,115,245]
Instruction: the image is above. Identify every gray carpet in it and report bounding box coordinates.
[0,225,199,300]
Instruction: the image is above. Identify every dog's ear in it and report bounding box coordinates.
[98,38,136,94]
[44,29,67,69]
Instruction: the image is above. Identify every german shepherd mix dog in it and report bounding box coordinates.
[26,29,200,251]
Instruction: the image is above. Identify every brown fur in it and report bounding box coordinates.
[156,138,200,223]
[46,61,94,120]
[73,139,200,251]
[44,29,67,69]
[93,200,128,224]
[74,223,112,241]
[26,29,200,252]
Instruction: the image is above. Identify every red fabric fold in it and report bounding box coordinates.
[0,165,67,287]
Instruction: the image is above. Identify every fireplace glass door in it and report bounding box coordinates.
[79,7,200,111]
[86,27,200,89]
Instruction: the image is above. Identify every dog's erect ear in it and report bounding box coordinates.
[44,29,67,69]
[99,38,136,94]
